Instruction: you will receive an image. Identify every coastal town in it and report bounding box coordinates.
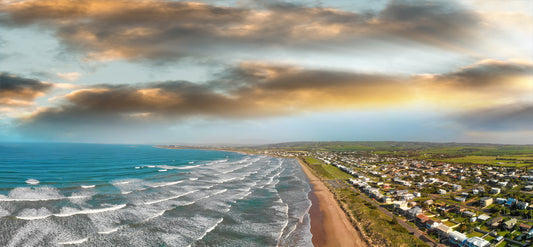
[260,148,533,247]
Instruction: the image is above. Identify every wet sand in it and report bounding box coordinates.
[298,159,368,247]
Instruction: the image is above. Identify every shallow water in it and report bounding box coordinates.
[0,143,312,246]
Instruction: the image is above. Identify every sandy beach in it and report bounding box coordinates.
[297,158,368,247]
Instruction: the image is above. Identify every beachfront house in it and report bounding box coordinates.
[436,224,452,239]
[464,237,490,247]
[449,231,468,246]
[426,219,442,230]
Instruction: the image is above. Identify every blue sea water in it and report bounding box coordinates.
[0,143,312,246]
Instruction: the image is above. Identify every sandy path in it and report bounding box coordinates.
[298,159,368,247]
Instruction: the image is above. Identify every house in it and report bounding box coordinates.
[505,198,517,207]
[453,184,462,191]
[491,188,501,194]
[436,224,452,238]
[426,219,442,230]
[486,217,503,228]
[477,214,490,221]
[479,197,493,207]
[472,189,479,195]
[462,211,476,218]
[416,214,431,227]
[519,223,532,232]
[464,237,490,247]
[495,198,506,204]
[516,201,529,210]
[381,196,393,204]
[503,218,518,230]
[407,206,423,219]
[449,231,468,246]
[438,189,447,194]
[455,197,466,202]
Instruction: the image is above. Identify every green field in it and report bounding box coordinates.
[302,157,353,179]
[336,188,430,247]
[425,155,533,167]
[250,141,533,167]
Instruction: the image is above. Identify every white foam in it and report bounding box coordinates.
[143,210,166,222]
[189,177,198,181]
[16,204,126,220]
[112,181,130,185]
[98,228,119,235]
[16,207,52,220]
[163,164,201,170]
[57,237,88,245]
[81,185,95,189]
[0,195,88,202]
[25,179,40,185]
[147,165,156,168]
[55,204,127,217]
[195,218,224,241]
[149,180,184,188]
[188,161,194,164]
[135,166,141,169]
[0,207,10,217]
[158,169,167,172]
[144,190,197,205]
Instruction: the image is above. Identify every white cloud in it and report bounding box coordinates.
[56,72,82,81]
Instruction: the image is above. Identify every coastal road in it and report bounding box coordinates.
[346,185,443,247]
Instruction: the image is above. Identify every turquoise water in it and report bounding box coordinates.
[0,143,312,246]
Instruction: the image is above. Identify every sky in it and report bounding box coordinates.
[0,0,532,145]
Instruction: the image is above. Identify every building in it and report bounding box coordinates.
[519,223,532,232]
[479,197,493,207]
[486,217,503,229]
[505,198,517,207]
[438,189,447,194]
[477,214,490,221]
[516,201,529,210]
[503,218,518,230]
[449,231,468,246]
[426,219,442,230]
[464,237,490,247]
[416,214,431,227]
[491,188,501,194]
[495,198,506,204]
[462,211,476,218]
[407,206,423,219]
[436,224,452,239]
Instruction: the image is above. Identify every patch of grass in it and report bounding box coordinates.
[322,164,353,179]
[336,188,429,247]
[303,157,353,179]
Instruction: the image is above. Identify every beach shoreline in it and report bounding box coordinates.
[296,158,368,247]
[155,145,367,246]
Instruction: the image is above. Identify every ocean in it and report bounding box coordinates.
[0,143,312,246]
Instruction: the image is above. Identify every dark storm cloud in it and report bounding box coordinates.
[0,73,52,106]
[0,0,481,62]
